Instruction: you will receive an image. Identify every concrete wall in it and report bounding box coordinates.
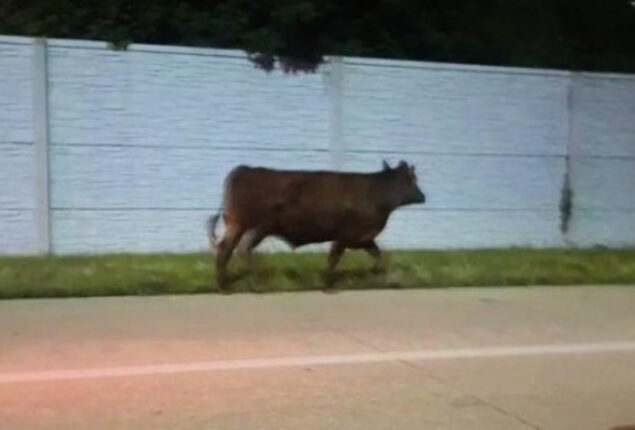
[0,37,38,254]
[338,59,570,249]
[45,39,331,253]
[568,75,635,247]
[1,35,634,254]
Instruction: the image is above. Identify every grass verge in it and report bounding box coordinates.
[1,248,635,299]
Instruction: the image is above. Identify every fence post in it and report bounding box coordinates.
[32,38,52,254]
[327,56,344,170]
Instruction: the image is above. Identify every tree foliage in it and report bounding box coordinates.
[1,0,634,73]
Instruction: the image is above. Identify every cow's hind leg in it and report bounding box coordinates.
[241,229,268,292]
[242,229,267,262]
[216,220,245,293]
[325,242,346,292]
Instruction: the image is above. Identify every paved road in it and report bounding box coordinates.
[1,286,635,430]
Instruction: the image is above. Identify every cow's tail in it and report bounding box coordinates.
[208,169,237,253]
[207,212,222,252]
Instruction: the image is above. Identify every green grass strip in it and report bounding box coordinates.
[1,248,635,299]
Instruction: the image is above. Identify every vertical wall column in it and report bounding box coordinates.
[327,56,344,170]
[32,38,52,254]
[559,74,576,246]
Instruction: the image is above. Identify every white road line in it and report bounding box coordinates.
[2,341,635,384]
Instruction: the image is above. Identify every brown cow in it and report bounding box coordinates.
[208,160,426,291]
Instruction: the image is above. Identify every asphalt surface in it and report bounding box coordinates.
[1,286,635,430]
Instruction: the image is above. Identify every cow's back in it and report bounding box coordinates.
[223,166,307,219]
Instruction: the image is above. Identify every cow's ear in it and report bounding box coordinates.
[382,160,391,171]
[398,160,408,170]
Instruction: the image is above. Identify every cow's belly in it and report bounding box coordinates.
[272,207,387,246]
[272,220,338,247]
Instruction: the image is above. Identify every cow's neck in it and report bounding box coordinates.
[375,172,405,213]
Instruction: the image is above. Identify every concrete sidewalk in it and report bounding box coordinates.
[1,286,635,429]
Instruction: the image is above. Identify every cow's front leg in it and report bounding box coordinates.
[324,242,345,292]
[362,240,384,274]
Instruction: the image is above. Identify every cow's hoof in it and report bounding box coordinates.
[325,271,338,285]
[216,281,232,295]
[370,265,386,275]
[248,278,264,294]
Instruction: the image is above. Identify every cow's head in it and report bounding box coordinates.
[383,160,426,206]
